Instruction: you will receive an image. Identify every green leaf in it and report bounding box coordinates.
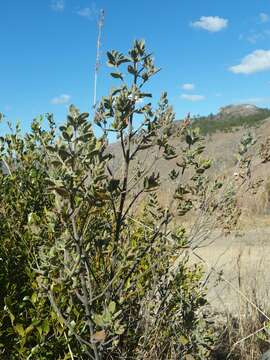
[93,314,105,327]
[15,324,25,337]
[144,172,160,192]
[25,324,34,335]
[127,65,136,75]
[4,299,15,326]
[108,301,116,314]
[77,112,89,124]
[42,319,50,335]
[37,326,43,337]
[115,324,125,335]
[110,72,123,81]
[107,51,116,67]
[140,93,152,98]
[179,335,189,345]
[31,292,38,304]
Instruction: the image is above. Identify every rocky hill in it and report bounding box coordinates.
[217,104,261,119]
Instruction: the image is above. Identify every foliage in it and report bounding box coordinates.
[0,117,68,358]
[0,40,242,359]
[190,109,270,136]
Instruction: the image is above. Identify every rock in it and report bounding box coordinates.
[261,349,270,360]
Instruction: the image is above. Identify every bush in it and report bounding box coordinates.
[0,40,243,359]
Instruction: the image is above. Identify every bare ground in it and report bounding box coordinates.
[194,224,270,313]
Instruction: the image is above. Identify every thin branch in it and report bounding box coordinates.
[64,332,75,360]
[1,158,12,175]
[48,290,95,359]
[121,189,144,220]
[70,215,100,360]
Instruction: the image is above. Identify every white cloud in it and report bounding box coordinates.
[191,16,228,32]
[260,13,269,23]
[51,0,65,12]
[77,3,98,19]
[229,50,270,74]
[182,83,195,91]
[51,94,71,105]
[181,94,205,102]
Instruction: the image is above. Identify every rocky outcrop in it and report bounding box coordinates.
[217,104,260,119]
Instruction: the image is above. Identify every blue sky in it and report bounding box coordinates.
[2,0,270,132]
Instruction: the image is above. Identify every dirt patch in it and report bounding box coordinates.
[193,227,270,313]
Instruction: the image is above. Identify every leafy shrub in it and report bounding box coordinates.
[0,117,68,358]
[0,40,242,359]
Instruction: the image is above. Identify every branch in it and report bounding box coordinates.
[121,189,144,221]
[1,158,12,175]
[48,290,96,360]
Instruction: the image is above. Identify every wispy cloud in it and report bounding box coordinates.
[181,94,205,102]
[239,29,270,44]
[247,32,264,44]
[191,16,228,32]
[51,0,65,12]
[239,14,270,43]
[51,94,71,105]
[229,50,270,74]
[181,83,195,91]
[259,13,269,23]
[77,3,98,20]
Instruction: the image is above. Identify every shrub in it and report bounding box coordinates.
[0,40,243,359]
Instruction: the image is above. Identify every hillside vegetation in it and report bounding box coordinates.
[190,106,270,135]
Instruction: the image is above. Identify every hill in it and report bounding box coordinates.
[110,103,270,220]
[184,104,270,135]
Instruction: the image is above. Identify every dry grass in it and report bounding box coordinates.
[191,227,270,359]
